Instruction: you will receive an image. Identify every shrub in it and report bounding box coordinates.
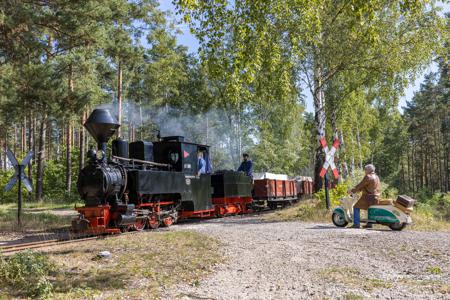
[315,180,351,208]
[381,185,398,199]
[420,192,450,221]
[0,251,55,298]
[0,170,18,203]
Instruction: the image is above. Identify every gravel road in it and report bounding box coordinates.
[164,214,450,300]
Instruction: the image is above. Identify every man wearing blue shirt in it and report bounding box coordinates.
[198,151,206,176]
[237,153,253,178]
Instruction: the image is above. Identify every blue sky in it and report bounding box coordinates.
[159,1,448,113]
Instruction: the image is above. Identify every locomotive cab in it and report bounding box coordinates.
[153,137,214,217]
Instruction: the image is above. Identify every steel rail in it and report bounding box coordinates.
[0,231,141,256]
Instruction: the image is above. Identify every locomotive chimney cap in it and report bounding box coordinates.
[84,109,120,144]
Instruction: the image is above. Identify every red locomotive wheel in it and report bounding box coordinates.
[162,216,174,227]
[148,216,160,229]
[133,218,147,231]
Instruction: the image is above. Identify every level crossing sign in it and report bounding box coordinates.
[4,149,33,227]
[319,137,340,179]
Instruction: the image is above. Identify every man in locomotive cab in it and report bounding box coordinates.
[238,153,253,178]
[197,150,206,176]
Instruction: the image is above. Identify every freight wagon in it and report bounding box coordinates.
[252,173,299,209]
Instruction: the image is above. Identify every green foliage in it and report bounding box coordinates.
[315,181,351,208]
[0,251,56,298]
[43,159,79,202]
[426,266,442,275]
[0,0,447,215]
[417,193,450,221]
[0,149,79,204]
[381,185,399,199]
[0,170,16,203]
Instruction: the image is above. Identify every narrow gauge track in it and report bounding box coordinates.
[1,205,296,256]
[0,231,140,256]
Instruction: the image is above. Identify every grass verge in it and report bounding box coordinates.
[265,198,450,231]
[319,266,449,297]
[0,230,222,299]
[264,198,330,223]
[318,267,392,291]
[0,202,76,232]
[410,207,450,232]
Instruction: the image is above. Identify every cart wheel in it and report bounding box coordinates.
[332,212,348,227]
[389,222,406,231]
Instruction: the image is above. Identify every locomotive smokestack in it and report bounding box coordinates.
[84,109,120,153]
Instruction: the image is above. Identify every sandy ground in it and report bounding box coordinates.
[164,214,450,300]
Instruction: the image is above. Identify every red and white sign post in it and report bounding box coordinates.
[319,137,340,179]
[319,137,340,209]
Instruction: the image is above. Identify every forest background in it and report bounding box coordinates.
[0,0,448,220]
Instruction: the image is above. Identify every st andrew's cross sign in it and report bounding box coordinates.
[319,137,340,179]
[4,149,33,227]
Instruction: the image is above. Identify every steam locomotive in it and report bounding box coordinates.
[73,108,254,233]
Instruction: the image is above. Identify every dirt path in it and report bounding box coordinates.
[165,214,450,300]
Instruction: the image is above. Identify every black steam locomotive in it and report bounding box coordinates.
[73,109,253,233]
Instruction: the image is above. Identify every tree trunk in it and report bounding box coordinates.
[117,60,123,137]
[32,117,37,163]
[400,153,405,193]
[0,136,3,171]
[407,147,411,192]
[313,60,326,192]
[420,146,424,190]
[65,122,72,194]
[412,145,417,193]
[21,117,26,154]
[13,124,17,155]
[444,143,450,192]
[3,131,7,169]
[46,120,52,161]
[79,111,86,170]
[66,66,74,194]
[36,115,47,202]
[435,128,442,192]
[28,112,34,199]
[356,126,363,169]
[72,126,76,149]
[237,109,242,159]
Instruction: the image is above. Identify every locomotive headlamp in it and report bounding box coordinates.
[96,150,105,161]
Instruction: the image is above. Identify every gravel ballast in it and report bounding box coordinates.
[164,214,450,300]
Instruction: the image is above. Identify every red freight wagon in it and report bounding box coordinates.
[303,180,313,196]
[294,176,314,199]
[253,177,298,209]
